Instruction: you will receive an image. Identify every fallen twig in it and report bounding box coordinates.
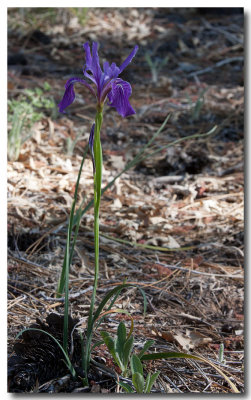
[189,57,243,77]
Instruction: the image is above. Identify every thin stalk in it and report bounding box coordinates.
[137,125,218,164]
[83,110,103,381]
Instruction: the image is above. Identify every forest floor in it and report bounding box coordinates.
[7,7,244,393]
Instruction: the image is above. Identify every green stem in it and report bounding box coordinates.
[83,110,103,382]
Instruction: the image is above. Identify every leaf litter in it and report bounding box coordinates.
[8,7,244,393]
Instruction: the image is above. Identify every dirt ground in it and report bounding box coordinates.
[7,8,244,393]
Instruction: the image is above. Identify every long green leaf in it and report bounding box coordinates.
[68,197,86,266]
[100,331,115,354]
[95,289,123,330]
[116,322,127,360]
[144,372,151,393]
[118,381,134,393]
[132,372,144,393]
[131,113,171,165]
[117,321,126,343]
[138,125,218,165]
[131,354,143,376]
[92,284,146,329]
[137,339,155,360]
[57,144,89,297]
[141,352,239,393]
[100,331,123,370]
[122,335,134,371]
[145,371,160,393]
[97,230,195,252]
[137,287,147,317]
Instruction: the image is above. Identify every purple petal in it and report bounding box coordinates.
[83,42,103,94]
[107,79,136,118]
[119,45,139,74]
[58,77,95,113]
[103,61,120,80]
[89,123,95,174]
[92,42,102,75]
[83,42,92,68]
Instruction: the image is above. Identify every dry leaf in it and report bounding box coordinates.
[166,235,180,248]
[186,330,212,347]
[173,333,192,351]
[109,155,126,170]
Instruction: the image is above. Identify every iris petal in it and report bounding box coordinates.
[58,77,95,113]
[107,79,135,118]
[83,42,104,94]
[119,45,139,74]
[59,42,138,118]
[83,42,92,69]
[91,42,103,88]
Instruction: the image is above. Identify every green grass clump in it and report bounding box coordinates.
[8,82,55,161]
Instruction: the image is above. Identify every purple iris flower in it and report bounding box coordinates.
[58,42,138,118]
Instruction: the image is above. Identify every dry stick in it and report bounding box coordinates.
[25,220,66,258]
[39,286,93,302]
[202,18,243,45]
[154,262,243,279]
[188,56,243,77]
[8,253,50,271]
[8,283,47,305]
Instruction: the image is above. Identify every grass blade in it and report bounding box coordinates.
[141,352,239,393]
[92,284,146,329]
[57,144,89,297]
[138,125,218,165]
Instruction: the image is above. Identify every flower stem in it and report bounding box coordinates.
[83,110,103,382]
